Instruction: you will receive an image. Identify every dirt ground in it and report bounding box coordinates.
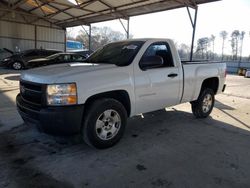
[0,67,250,188]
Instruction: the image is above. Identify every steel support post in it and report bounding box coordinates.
[89,24,91,51]
[119,18,130,39]
[35,25,37,49]
[189,6,198,61]
[64,28,67,52]
[127,17,130,39]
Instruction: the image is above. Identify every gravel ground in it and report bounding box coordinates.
[0,68,250,188]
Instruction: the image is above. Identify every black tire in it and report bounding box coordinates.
[82,98,127,149]
[12,61,23,70]
[191,88,215,118]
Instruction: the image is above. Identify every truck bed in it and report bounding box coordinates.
[181,60,223,64]
[180,61,226,103]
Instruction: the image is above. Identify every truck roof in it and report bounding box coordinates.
[117,38,172,42]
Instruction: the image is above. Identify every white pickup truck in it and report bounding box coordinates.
[16,39,226,148]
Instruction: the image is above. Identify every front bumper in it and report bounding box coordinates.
[16,94,84,135]
[0,60,11,67]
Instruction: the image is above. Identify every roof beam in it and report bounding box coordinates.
[28,0,82,13]
[45,0,121,24]
[28,1,79,25]
[173,0,196,8]
[188,0,198,8]
[44,0,98,19]
[0,9,9,19]
[31,2,90,23]
[29,0,94,25]
[0,5,58,26]
[55,0,154,25]
[0,0,29,10]
[11,0,29,9]
[98,0,113,9]
[28,0,53,12]
[98,0,128,19]
[0,0,219,28]
[74,0,121,19]
[34,0,46,16]
[44,2,76,18]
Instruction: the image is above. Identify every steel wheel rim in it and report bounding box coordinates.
[95,109,121,141]
[13,62,21,70]
[202,94,213,113]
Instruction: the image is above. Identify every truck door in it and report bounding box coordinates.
[134,42,181,114]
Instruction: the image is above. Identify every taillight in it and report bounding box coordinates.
[224,69,227,77]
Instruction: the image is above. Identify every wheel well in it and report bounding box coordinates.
[201,77,219,94]
[85,90,131,116]
[12,61,23,64]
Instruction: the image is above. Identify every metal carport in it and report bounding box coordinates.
[0,0,220,60]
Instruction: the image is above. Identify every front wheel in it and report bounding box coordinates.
[12,61,23,70]
[82,98,127,149]
[191,88,215,118]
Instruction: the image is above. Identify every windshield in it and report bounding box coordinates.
[86,41,145,66]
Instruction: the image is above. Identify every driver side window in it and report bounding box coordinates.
[140,42,174,69]
[63,55,71,61]
[57,55,64,61]
[57,54,71,61]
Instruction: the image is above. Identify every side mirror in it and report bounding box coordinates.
[140,56,164,70]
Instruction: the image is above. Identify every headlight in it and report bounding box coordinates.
[3,58,10,62]
[46,83,77,105]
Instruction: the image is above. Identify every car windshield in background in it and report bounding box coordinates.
[46,53,60,60]
[86,41,145,66]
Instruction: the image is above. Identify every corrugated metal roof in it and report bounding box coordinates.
[0,0,220,28]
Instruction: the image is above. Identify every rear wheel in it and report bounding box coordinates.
[82,98,127,149]
[191,88,215,118]
[12,61,23,70]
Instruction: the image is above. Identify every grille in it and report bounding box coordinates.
[20,80,43,106]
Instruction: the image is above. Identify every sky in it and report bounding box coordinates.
[68,0,250,56]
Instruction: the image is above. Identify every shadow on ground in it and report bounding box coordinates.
[0,70,249,188]
[4,75,20,81]
[214,100,235,110]
[0,108,250,188]
[0,67,21,75]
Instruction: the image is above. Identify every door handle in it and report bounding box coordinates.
[168,73,178,78]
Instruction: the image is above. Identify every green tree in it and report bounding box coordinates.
[239,31,245,61]
[75,30,89,49]
[231,30,240,60]
[178,43,190,60]
[75,26,126,51]
[210,35,215,59]
[220,31,228,60]
[196,37,210,59]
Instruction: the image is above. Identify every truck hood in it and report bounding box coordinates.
[21,62,117,84]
